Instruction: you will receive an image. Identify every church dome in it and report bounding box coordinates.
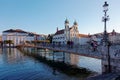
[65,19,69,24]
[74,21,78,25]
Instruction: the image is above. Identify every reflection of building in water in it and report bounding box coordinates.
[64,53,70,64]
[0,48,2,54]
[64,53,79,65]
[65,53,102,73]
[2,48,24,64]
[69,53,79,65]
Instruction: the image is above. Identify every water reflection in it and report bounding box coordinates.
[26,48,102,73]
[0,48,87,80]
[1,48,24,64]
[65,53,102,73]
[78,56,102,73]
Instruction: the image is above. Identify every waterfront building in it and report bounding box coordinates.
[52,29,65,44]
[109,29,120,44]
[102,30,120,73]
[90,33,103,45]
[77,34,90,45]
[2,29,28,46]
[89,29,120,45]
[89,30,120,72]
[52,19,89,45]
[2,29,46,46]
[52,19,79,45]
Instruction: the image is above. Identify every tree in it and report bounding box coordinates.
[4,40,14,47]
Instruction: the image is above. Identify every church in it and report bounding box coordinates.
[52,19,89,45]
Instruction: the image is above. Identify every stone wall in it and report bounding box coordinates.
[102,45,120,73]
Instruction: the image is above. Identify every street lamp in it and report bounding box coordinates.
[102,1,111,73]
[102,1,109,43]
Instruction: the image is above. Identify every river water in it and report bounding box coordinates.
[0,48,101,80]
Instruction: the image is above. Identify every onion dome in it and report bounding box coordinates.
[65,19,69,24]
[74,20,78,25]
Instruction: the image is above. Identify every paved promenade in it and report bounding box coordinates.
[18,44,102,59]
[87,72,120,80]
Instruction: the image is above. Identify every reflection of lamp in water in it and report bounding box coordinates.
[52,67,57,75]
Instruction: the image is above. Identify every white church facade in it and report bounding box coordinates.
[52,19,90,45]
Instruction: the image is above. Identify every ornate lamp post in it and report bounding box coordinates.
[102,1,111,73]
[102,1,109,43]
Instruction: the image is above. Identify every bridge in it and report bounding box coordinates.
[17,44,102,59]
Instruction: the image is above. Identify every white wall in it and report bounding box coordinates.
[52,34,65,44]
[79,37,90,45]
[2,32,34,46]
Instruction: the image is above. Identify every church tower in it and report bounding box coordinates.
[74,20,78,27]
[73,20,79,44]
[64,19,70,43]
[73,20,79,33]
[65,18,69,30]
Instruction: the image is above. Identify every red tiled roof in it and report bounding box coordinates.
[78,34,89,38]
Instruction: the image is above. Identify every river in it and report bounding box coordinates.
[0,48,101,80]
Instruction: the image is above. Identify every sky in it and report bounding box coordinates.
[0,0,120,35]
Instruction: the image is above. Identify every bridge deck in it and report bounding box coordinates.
[17,45,102,59]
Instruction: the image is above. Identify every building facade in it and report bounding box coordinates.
[90,29,120,45]
[109,29,120,44]
[2,29,29,46]
[52,19,81,45]
[2,29,46,46]
[78,34,90,45]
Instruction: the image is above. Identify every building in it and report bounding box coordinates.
[89,33,103,45]
[101,30,120,73]
[89,29,120,45]
[109,29,120,44]
[2,29,28,46]
[77,34,90,45]
[52,19,81,45]
[2,29,46,46]
[52,19,90,45]
[89,29,120,73]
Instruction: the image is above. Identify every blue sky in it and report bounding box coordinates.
[0,0,120,35]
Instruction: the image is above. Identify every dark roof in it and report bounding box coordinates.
[69,27,72,30]
[54,27,73,35]
[55,29,64,35]
[3,29,27,33]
